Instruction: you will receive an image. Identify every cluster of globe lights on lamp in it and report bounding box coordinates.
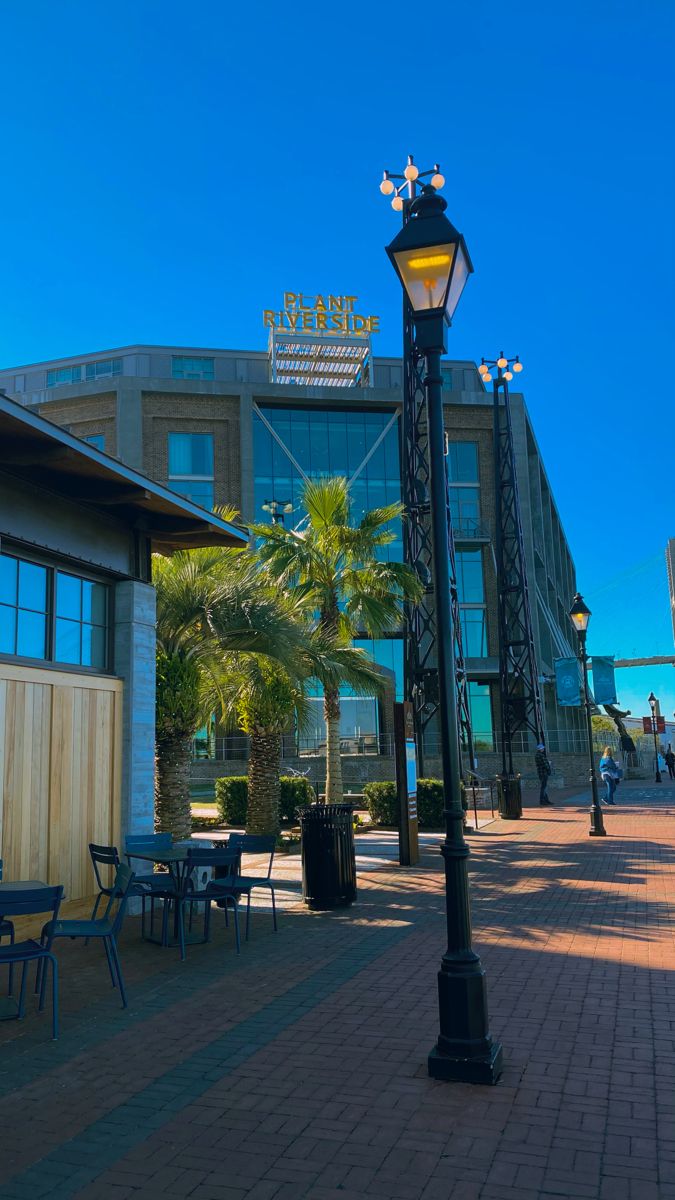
[379,162,446,211]
[478,357,524,384]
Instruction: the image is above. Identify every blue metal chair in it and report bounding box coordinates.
[41,865,135,1008]
[0,859,16,994]
[227,834,278,940]
[0,885,63,1039]
[90,842,173,942]
[178,848,242,959]
[124,834,177,944]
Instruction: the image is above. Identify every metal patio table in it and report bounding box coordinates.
[129,842,237,961]
[0,880,51,1020]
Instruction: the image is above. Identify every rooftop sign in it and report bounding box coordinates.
[263,293,380,337]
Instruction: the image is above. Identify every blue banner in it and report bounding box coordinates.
[591,656,617,705]
[555,656,581,706]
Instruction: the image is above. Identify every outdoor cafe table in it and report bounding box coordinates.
[0,879,51,1020]
[129,842,238,961]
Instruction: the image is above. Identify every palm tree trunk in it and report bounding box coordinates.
[247,729,281,835]
[155,734,193,840]
[324,685,343,804]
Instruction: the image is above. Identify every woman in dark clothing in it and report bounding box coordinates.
[599,746,620,805]
[665,745,675,780]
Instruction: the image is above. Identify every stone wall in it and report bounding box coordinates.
[192,748,593,798]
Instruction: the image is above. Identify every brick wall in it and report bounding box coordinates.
[38,393,117,454]
[141,393,242,511]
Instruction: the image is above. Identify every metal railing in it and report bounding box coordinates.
[192,728,636,763]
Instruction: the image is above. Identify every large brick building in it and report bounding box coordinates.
[0,338,585,782]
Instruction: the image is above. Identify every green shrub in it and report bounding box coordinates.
[363,781,398,826]
[215,774,313,827]
[279,776,315,822]
[417,778,445,828]
[215,776,248,825]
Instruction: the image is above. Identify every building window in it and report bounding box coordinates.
[83,434,105,451]
[447,441,478,482]
[0,551,110,670]
[468,682,493,746]
[0,555,48,658]
[456,548,487,656]
[447,441,480,536]
[441,365,453,389]
[85,359,122,381]
[55,572,108,669]
[167,432,215,509]
[47,366,82,387]
[460,608,488,657]
[172,356,215,381]
[456,549,484,604]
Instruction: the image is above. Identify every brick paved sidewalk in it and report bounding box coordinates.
[1,798,675,1200]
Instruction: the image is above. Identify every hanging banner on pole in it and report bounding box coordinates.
[554,657,581,706]
[591,656,617,705]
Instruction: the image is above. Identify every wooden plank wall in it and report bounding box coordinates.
[0,663,123,901]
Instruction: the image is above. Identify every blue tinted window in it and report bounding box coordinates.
[456,549,484,604]
[168,432,213,476]
[47,366,82,387]
[55,573,108,669]
[469,682,493,743]
[85,359,122,381]
[447,441,478,482]
[172,356,214,380]
[460,609,487,656]
[83,434,105,451]
[0,553,48,659]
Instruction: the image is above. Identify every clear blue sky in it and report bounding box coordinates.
[2,0,674,719]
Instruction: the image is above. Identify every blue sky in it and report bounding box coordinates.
[1,0,674,719]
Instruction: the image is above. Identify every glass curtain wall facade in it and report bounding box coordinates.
[254,406,402,744]
[253,408,495,750]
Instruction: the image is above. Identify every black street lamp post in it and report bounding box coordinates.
[386,187,502,1085]
[648,692,662,783]
[569,593,606,837]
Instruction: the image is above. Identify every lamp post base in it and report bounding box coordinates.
[496,774,522,820]
[428,959,504,1086]
[589,808,606,837]
[428,1040,503,1085]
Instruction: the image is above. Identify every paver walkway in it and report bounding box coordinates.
[1,790,675,1199]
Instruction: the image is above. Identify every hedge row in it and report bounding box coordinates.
[215,775,315,825]
[362,779,449,829]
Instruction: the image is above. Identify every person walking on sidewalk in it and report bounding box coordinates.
[599,745,620,805]
[665,744,675,780]
[534,742,553,806]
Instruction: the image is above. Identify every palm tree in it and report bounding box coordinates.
[155,542,386,838]
[253,477,422,803]
[154,545,316,840]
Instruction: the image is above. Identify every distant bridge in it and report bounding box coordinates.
[612,656,675,668]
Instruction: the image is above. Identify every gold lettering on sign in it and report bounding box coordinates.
[263,292,381,338]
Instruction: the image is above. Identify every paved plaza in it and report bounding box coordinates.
[1,784,675,1200]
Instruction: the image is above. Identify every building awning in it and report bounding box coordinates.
[0,393,248,553]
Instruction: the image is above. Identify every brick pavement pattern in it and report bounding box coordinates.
[1,791,675,1200]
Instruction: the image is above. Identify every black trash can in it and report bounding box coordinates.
[299,803,357,910]
[496,774,522,819]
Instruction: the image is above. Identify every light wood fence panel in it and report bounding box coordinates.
[0,664,123,901]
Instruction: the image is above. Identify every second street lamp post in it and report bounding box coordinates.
[386,187,502,1084]
[648,692,662,782]
[569,593,606,837]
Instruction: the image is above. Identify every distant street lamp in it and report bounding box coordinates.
[648,691,662,783]
[262,498,293,525]
[386,186,502,1084]
[569,593,606,837]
